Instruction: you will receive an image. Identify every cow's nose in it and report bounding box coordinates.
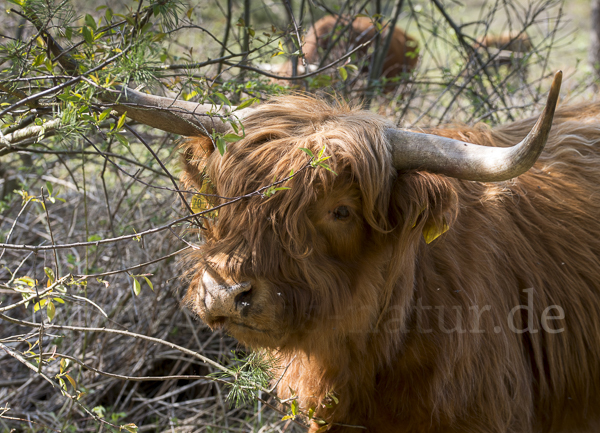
[202,271,253,318]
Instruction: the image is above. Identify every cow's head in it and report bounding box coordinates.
[106,73,561,350]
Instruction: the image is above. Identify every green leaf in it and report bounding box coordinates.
[317,162,337,175]
[317,145,325,159]
[264,185,290,198]
[299,147,314,158]
[44,59,54,73]
[32,53,46,67]
[87,234,102,242]
[142,276,154,291]
[140,22,152,34]
[236,97,258,110]
[121,423,138,433]
[115,13,135,26]
[53,297,65,304]
[291,399,298,416]
[45,181,53,196]
[17,276,35,287]
[308,74,332,89]
[281,415,295,421]
[46,301,55,321]
[216,136,226,156]
[182,90,198,101]
[338,66,347,81]
[34,299,47,312]
[44,267,55,283]
[98,108,112,121]
[57,92,79,102]
[223,133,243,143]
[65,374,77,389]
[92,406,106,418]
[114,133,129,147]
[85,14,97,31]
[116,112,127,130]
[133,277,141,296]
[272,40,285,57]
[213,92,231,107]
[82,26,94,45]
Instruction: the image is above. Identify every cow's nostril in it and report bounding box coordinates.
[234,287,253,314]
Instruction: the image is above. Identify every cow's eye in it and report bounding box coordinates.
[332,206,350,221]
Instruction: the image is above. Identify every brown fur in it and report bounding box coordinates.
[274,16,418,87]
[475,31,532,71]
[477,31,533,53]
[182,96,600,432]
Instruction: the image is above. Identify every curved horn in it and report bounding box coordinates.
[386,71,562,182]
[101,86,255,136]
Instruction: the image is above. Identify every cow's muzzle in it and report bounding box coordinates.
[201,270,253,326]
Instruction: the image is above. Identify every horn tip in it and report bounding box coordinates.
[551,71,562,93]
[546,71,562,110]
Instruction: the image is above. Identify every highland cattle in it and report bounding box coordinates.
[109,71,600,433]
[475,31,532,71]
[267,15,418,89]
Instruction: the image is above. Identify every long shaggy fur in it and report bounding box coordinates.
[182,96,600,432]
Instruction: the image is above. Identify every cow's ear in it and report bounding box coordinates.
[179,136,215,191]
[389,172,458,243]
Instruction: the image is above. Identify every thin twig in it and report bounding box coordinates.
[41,188,59,276]
[0,197,33,262]
[76,247,190,278]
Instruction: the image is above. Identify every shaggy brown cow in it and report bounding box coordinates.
[477,31,533,53]
[475,31,532,71]
[109,72,600,432]
[269,15,418,87]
